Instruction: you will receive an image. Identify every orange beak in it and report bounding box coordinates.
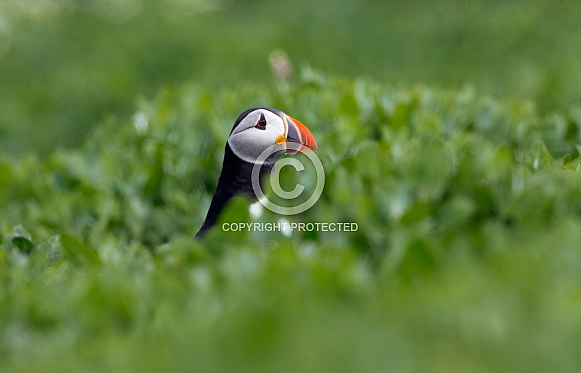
[282,115,318,154]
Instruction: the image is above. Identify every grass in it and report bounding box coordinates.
[2,75,581,371]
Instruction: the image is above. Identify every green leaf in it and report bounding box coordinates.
[7,225,34,254]
[29,235,63,271]
[59,233,101,267]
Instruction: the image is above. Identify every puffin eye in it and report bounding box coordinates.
[255,114,267,130]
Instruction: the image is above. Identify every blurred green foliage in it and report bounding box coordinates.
[2,0,581,154]
[2,0,581,371]
[2,75,581,371]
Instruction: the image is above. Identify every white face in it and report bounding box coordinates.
[228,109,287,164]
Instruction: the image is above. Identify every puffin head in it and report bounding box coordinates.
[195,107,317,239]
[227,108,317,165]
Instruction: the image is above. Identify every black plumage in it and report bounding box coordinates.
[195,143,272,238]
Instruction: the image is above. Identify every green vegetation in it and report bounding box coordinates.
[3,77,581,371]
[2,0,581,371]
[2,0,581,154]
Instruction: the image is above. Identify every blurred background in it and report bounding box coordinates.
[1,0,580,155]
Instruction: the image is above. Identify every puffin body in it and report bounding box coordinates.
[195,108,317,238]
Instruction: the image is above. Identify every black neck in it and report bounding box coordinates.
[195,144,273,238]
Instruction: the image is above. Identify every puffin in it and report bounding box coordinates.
[195,108,317,238]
